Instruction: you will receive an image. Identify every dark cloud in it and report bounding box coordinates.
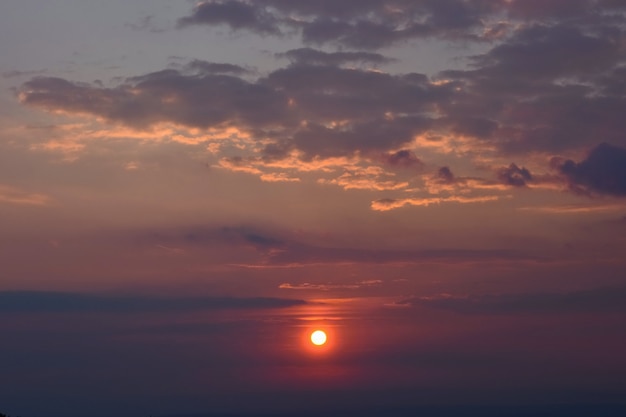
[152,225,287,251]
[300,18,410,50]
[552,143,626,197]
[177,0,626,50]
[277,48,392,67]
[506,0,595,19]
[125,15,166,33]
[384,149,423,168]
[19,62,449,159]
[176,0,504,49]
[264,245,535,266]
[2,69,46,79]
[138,224,538,266]
[0,291,305,314]
[184,59,250,75]
[497,163,533,187]
[431,165,531,191]
[17,1,626,170]
[469,24,625,82]
[292,118,431,159]
[450,117,499,139]
[436,16,626,154]
[437,166,456,183]
[177,0,279,34]
[402,287,626,315]
[19,72,290,129]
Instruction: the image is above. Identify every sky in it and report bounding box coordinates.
[1,1,626,416]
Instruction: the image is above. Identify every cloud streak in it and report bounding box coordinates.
[0,291,306,314]
[401,287,626,315]
[0,185,51,206]
[371,195,501,211]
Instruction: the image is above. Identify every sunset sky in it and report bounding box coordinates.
[1,1,626,416]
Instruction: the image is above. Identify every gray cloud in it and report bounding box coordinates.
[291,118,432,159]
[263,245,537,266]
[19,64,447,159]
[497,163,533,187]
[177,0,279,34]
[176,0,626,50]
[19,72,290,129]
[277,48,392,67]
[468,24,625,83]
[141,225,288,251]
[2,69,47,79]
[401,287,626,315]
[437,166,456,183]
[175,0,509,49]
[0,291,305,314]
[384,149,423,168]
[552,143,626,197]
[437,18,626,154]
[137,224,539,266]
[17,1,626,183]
[184,59,251,75]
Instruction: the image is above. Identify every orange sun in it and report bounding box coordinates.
[310,330,327,346]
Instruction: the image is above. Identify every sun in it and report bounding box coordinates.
[310,330,327,346]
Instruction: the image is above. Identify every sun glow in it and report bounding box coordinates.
[310,330,327,346]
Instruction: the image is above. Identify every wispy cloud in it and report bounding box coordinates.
[279,280,382,291]
[371,195,501,212]
[399,287,626,315]
[0,185,51,206]
[0,291,306,314]
[518,204,626,214]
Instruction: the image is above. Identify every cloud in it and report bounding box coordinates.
[177,1,626,51]
[177,0,279,34]
[139,224,537,266]
[469,23,625,82]
[278,280,382,291]
[18,65,444,161]
[176,0,507,48]
[260,244,535,267]
[318,166,409,191]
[384,149,423,169]
[506,0,597,19]
[277,48,392,67]
[424,166,515,195]
[400,287,626,315]
[16,1,626,208]
[438,18,626,154]
[0,184,51,206]
[496,163,533,187]
[170,225,287,251]
[2,69,46,79]
[18,73,290,130]
[184,59,251,75]
[436,166,455,183]
[371,195,501,211]
[0,291,305,314]
[552,143,626,196]
[518,204,626,214]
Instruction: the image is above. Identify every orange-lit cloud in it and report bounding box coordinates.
[279,280,382,291]
[517,204,626,214]
[0,185,51,206]
[371,195,501,212]
[318,166,409,191]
